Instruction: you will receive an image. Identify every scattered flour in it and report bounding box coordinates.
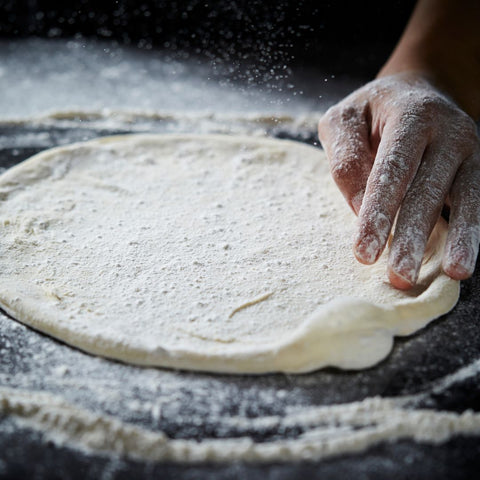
[1,386,480,463]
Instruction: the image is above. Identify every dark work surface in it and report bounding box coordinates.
[0,116,479,479]
[1,417,480,480]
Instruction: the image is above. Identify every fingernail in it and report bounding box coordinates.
[395,268,415,286]
[355,234,380,264]
[390,256,420,287]
[388,268,415,290]
[444,242,477,279]
[445,262,472,279]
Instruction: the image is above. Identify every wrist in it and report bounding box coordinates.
[376,0,480,120]
[378,49,480,120]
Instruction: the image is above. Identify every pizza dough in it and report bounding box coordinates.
[0,134,459,373]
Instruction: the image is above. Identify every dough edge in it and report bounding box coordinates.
[0,134,461,374]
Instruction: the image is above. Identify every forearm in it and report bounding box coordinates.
[378,0,480,119]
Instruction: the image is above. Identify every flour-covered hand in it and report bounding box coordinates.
[318,73,480,289]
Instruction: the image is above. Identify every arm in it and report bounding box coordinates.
[318,0,480,289]
[379,0,480,117]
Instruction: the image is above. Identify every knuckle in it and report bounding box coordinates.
[330,159,353,184]
[397,93,456,123]
[380,151,410,179]
[399,93,441,118]
[323,101,366,127]
[322,105,342,124]
[395,106,433,137]
[418,93,446,112]
[395,93,479,154]
[339,105,360,123]
[445,114,479,154]
[330,157,365,190]
[400,94,444,125]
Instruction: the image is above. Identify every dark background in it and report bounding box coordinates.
[0,0,417,77]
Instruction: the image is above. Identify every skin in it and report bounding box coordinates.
[318,0,480,290]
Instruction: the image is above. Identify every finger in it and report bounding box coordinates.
[443,154,480,280]
[318,102,373,214]
[388,145,460,289]
[354,116,429,265]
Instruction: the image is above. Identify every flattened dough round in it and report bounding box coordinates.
[0,134,459,373]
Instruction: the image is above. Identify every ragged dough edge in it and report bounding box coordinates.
[2,386,480,463]
[0,134,460,374]
[0,273,459,374]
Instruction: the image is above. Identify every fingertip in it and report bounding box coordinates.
[353,234,381,265]
[388,267,415,291]
[387,252,418,290]
[442,260,474,281]
[443,238,478,281]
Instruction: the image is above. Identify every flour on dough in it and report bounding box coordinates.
[0,134,459,373]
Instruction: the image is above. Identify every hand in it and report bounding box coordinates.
[318,72,480,289]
